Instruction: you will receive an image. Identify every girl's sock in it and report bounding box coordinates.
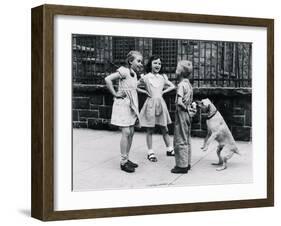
[147,149,155,155]
[167,146,174,152]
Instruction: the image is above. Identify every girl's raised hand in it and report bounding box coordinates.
[115,90,126,99]
[145,91,151,98]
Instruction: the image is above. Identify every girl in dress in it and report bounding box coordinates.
[105,51,143,173]
[138,55,175,162]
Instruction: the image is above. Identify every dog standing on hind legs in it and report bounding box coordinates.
[196,98,240,171]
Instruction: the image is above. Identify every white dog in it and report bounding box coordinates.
[196,98,240,171]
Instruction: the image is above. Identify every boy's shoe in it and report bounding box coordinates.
[120,162,135,173]
[187,164,191,170]
[127,160,138,168]
[166,150,175,156]
[171,166,188,174]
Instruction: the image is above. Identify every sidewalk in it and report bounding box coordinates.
[72,129,252,191]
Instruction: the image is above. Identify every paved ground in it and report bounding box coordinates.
[72,129,252,191]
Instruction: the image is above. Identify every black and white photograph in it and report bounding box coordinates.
[71,34,253,191]
[29,2,274,222]
[1,0,279,224]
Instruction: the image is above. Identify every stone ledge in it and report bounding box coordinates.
[73,84,108,94]
[73,84,252,97]
[193,87,252,97]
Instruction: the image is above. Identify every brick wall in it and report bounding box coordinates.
[73,84,251,141]
[190,88,252,141]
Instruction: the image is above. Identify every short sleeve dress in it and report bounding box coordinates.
[110,66,140,127]
[139,73,172,127]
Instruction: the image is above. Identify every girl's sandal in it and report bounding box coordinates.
[166,150,175,156]
[147,153,158,162]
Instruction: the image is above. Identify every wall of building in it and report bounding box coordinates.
[72,84,251,141]
[72,36,252,141]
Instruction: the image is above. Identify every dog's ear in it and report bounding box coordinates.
[207,104,211,113]
[201,99,208,107]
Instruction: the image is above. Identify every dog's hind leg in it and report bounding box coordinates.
[215,146,235,171]
[212,145,224,166]
[216,162,227,171]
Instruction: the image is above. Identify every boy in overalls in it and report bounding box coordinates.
[171,60,196,174]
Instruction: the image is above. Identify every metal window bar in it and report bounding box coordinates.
[97,37,100,83]
[210,42,213,86]
[72,35,77,82]
[232,42,235,86]
[216,42,219,87]
[203,42,207,86]
[241,44,245,87]
[228,43,231,87]
[222,42,226,86]
[248,44,252,87]
[85,37,89,79]
[236,43,241,87]
[191,41,195,85]
[198,41,201,88]
[81,37,85,81]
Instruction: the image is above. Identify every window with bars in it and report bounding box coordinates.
[72,35,251,87]
[218,42,252,87]
[112,37,136,64]
[73,35,114,84]
[177,40,252,87]
[152,39,178,73]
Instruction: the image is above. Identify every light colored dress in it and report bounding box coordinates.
[173,79,193,167]
[110,66,139,127]
[139,73,172,127]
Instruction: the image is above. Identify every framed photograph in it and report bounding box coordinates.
[31,4,274,221]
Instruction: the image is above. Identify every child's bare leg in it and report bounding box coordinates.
[160,126,170,147]
[120,127,131,165]
[126,126,134,156]
[146,128,153,150]
[120,126,136,172]
[123,126,138,167]
[146,128,157,162]
[160,126,174,155]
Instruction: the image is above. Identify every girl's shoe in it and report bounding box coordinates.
[120,162,135,173]
[166,150,175,156]
[127,160,138,168]
[147,153,158,162]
